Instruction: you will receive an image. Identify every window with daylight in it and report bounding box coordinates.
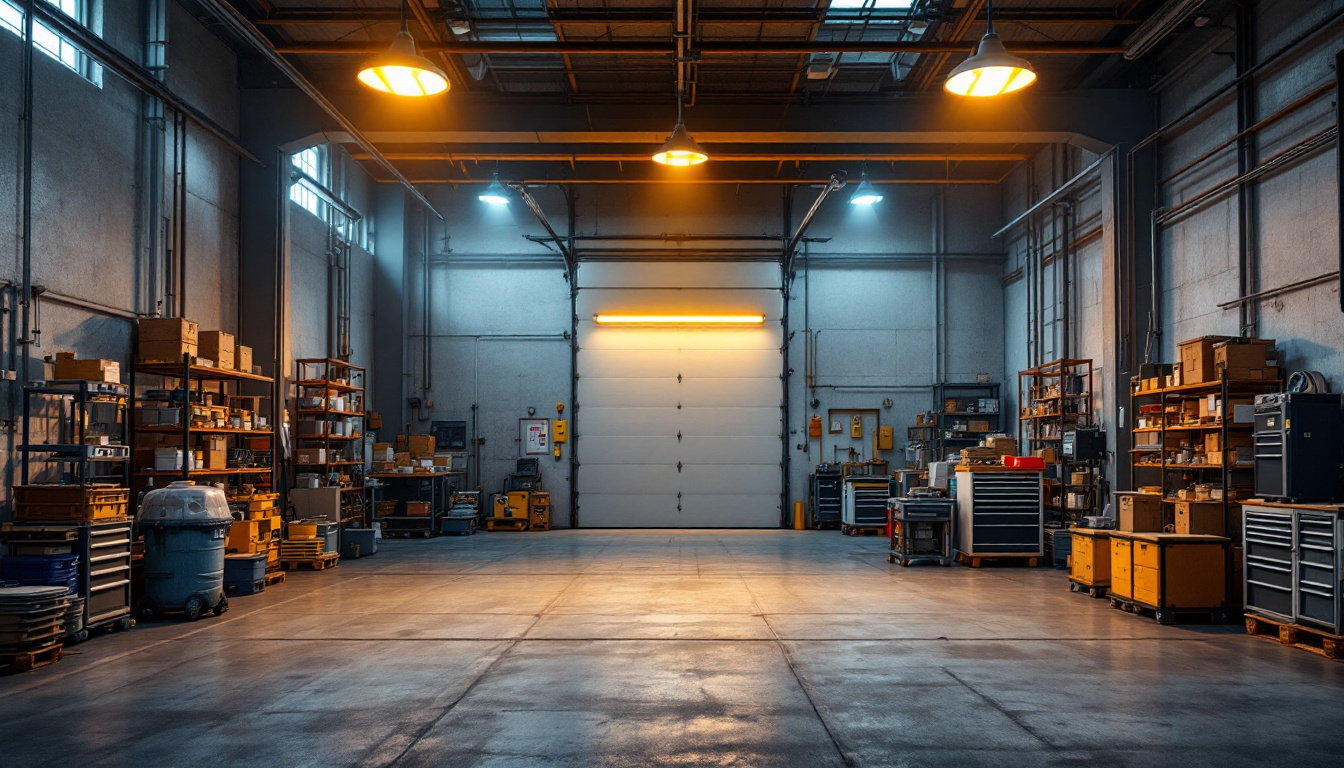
[0,0,103,86]
[290,147,326,219]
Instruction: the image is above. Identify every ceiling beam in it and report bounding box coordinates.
[273,41,1125,56]
[376,177,1003,185]
[251,8,1142,27]
[349,152,1032,163]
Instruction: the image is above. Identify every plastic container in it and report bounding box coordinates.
[1003,455,1047,470]
[342,527,377,558]
[136,481,232,621]
[223,553,267,596]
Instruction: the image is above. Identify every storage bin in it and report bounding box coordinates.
[137,481,232,621]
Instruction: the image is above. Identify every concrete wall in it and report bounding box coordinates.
[0,2,241,508]
[1154,0,1342,379]
[404,181,1006,525]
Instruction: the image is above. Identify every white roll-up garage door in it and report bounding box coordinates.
[575,262,783,528]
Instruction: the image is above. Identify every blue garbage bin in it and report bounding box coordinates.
[136,481,233,621]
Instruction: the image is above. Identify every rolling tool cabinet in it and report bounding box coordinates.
[1243,501,1344,635]
[841,476,894,534]
[887,496,954,567]
[954,467,1044,563]
[809,470,842,529]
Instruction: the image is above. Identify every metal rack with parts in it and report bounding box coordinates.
[1018,358,1094,521]
[291,359,368,527]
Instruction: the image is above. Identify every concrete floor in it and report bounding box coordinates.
[2,530,1343,767]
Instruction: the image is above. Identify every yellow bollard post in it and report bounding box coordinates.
[794,501,806,530]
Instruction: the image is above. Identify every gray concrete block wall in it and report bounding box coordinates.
[1156,0,1342,379]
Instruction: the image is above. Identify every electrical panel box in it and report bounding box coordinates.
[876,425,894,451]
[850,415,863,439]
[431,420,468,451]
[552,419,568,443]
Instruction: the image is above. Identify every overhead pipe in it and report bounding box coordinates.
[1338,50,1343,313]
[784,173,846,278]
[192,0,442,219]
[1234,2,1259,339]
[351,152,1030,163]
[512,185,574,276]
[254,8,1144,26]
[391,177,1000,186]
[177,113,188,320]
[993,149,1112,238]
[274,40,1127,55]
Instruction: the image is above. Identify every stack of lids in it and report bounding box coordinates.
[0,586,71,652]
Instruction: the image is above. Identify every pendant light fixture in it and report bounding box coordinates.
[849,166,883,206]
[944,0,1037,98]
[652,87,708,166]
[357,0,450,97]
[478,173,510,206]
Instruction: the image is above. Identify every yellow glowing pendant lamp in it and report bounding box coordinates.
[652,95,708,166]
[357,1,450,97]
[944,1,1037,97]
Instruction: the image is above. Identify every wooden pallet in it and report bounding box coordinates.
[280,553,340,571]
[264,571,287,586]
[1068,579,1109,599]
[486,517,530,532]
[0,643,63,674]
[956,552,1039,569]
[1245,614,1344,660]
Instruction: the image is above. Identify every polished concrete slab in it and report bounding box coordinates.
[2,530,1343,766]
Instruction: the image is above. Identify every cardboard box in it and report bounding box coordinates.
[205,450,229,469]
[433,455,449,467]
[1135,430,1161,446]
[1213,340,1269,371]
[296,420,327,435]
[1177,336,1232,385]
[1219,367,1270,381]
[395,435,409,452]
[1208,446,1254,467]
[368,412,383,430]
[1175,501,1227,536]
[393,451,411,467]
[968,419,991,433]
[408,435,435,458]
[199,331,235,370]
[53,352,120,383]
[295,448,327,465]
[236,345,253,373]
[372,443,394,462]
[139,339,197,363]
[1117,492,1163,532]
[204,436,228,452]
[138,317,198,344]
[1204,432,1251,453]
[1032,448,1058,463]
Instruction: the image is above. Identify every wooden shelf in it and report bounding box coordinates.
[293,379,363,393]
[297,409,365,417]
[137,426,274,436]
[134,468,272,477]
[294,434,362,441]
[136,363,273,384]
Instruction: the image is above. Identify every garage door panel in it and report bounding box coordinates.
[678,349,781,378]
[679,436,780,464]
[579,495,680,527]
[680,378,780,407]
[579,326,780,352]
[678,407,780,436]
[580,378,681,406]
[578,348,683,378]
[680,464,781,495]
[679,495,781,527]
[582,436,681,465]
[577,463,680,494]
[578,407,685,436]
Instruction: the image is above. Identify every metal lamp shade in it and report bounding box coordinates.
[652,123,709,166]
[944,33,1036,97]
[357,31,450,96]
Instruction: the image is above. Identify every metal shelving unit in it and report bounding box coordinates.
[129,354,277,498]
[1018,359,1093,521]
[19,381,130,486]
[1129,372,1281,534]
[932,382,1001,462]
[293,359,368,527]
